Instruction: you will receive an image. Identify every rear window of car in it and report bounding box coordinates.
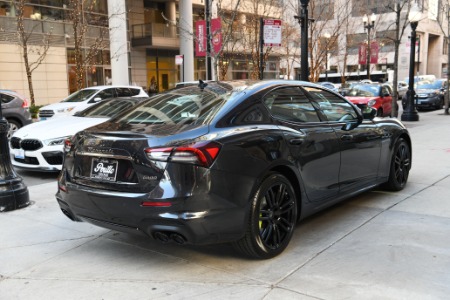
[78,99,138,118]
[116,87,230,125]
[129,88,141,96]
[116,88,133,97]
[0,92,15,104]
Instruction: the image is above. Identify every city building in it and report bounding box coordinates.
[0,1,448,107]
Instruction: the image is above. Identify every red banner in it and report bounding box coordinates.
[359,41,379,64]
[211,18,222,55]
[195,20,206,57]
[359,43,367,65]
[370,41,379,64]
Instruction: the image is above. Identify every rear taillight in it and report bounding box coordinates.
[22,98,29,108]
[63,138,72,152]
[144,141,221,167]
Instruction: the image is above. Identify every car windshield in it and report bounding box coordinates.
[417,81,443,90]
[62,89,99,103]
[77,98,139,118]
[116,86,231,125]
[347,85,380,97]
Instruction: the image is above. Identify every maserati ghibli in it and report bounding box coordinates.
[56,80,412,259]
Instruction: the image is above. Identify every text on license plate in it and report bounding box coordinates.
[90,158,118,181]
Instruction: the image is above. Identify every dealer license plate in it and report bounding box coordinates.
[13,148,25,159]
[90,158,118,182]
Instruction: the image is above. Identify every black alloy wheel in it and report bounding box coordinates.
[383,138,411,191]
[234,173,297,259]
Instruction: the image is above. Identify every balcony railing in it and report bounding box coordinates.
[131,23,178,39]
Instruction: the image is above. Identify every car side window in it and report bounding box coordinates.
[263,87,320,123]
[129,88,141,96]
[382,86,391,96]
[116,88,133,97]
[96,88,115,100]
[304,86,358,122]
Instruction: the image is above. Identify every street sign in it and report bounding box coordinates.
[175,55,184,65]
[263,19,282,47]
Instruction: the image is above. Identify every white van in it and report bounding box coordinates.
[38,85,148,120]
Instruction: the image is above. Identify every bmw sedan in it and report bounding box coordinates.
[10,97,148,171]
[56,80,412,259]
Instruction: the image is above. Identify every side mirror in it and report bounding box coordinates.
[93,97,102,102]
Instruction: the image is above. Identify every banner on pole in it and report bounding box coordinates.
[359,43,367,65]
[370,41,379,64]
[211,18,222,55]
[195,20,206,57]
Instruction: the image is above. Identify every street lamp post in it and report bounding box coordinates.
[0,101,30,212]
[363,13,376,81]
[296,0,310,81]
[323,32,331,81]
[401,3,421,122]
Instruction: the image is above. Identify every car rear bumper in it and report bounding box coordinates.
[55,180,248,245]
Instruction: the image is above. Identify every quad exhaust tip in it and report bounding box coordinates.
[153,231,186,244]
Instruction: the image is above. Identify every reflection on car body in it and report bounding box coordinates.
[56,80,412,259]
[345,83,394,117]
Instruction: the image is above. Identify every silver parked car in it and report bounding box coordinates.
[0,90,32,138]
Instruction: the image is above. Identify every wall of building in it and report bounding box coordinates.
[0,44,69,106]
[128,0,147,89]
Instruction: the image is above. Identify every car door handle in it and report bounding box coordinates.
[341,134,353,141]
[289,138,304,145]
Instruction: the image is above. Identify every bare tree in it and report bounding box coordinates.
[67,0,110,91]
[14,0,51,106]
[380,0,413,117]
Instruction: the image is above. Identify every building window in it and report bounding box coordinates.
[312,0,334,21]
[351,2,390,17]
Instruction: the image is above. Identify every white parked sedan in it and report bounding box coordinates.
[10,97,148,172]
[38,85,148,120]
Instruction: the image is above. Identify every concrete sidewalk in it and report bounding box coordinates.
[1,110,450,300]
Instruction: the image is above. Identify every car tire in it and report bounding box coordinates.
[233,173,298,259]
[382,138,411,191]
[436,98,444,110]
[376,108,384,117]
[6,119,21,139]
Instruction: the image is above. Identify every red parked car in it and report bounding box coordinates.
[344,83,394,117]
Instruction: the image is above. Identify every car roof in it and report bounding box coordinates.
[81,85,144,90]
